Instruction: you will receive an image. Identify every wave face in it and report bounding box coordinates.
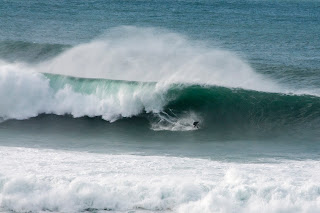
[163,85,320,133]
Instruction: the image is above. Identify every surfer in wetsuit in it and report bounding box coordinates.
[193,121,199,128]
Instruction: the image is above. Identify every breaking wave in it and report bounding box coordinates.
[1,69,320,134]
[0,27,319,133]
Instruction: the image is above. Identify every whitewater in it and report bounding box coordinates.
[1,146,320,213]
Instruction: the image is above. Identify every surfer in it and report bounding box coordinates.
[193,121,199,128]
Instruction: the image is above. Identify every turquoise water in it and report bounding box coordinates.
[0,1,320,212]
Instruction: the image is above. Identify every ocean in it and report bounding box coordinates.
[0,0,320,212]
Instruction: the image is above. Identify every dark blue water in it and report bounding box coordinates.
[1,0,319,65]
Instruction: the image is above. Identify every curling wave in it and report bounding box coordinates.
[1,27,319,134]
[1,69,320,134]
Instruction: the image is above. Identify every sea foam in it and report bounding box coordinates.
[0,146,319,213]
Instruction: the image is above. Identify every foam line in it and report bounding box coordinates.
[0,146,319,213]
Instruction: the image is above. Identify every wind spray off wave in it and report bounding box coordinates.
[39,26,280,91]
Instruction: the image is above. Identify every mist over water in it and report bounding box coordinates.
[39,27,279,91]
[0,0,320,212]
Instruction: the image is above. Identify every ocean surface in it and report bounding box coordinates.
[0,0,320,212]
